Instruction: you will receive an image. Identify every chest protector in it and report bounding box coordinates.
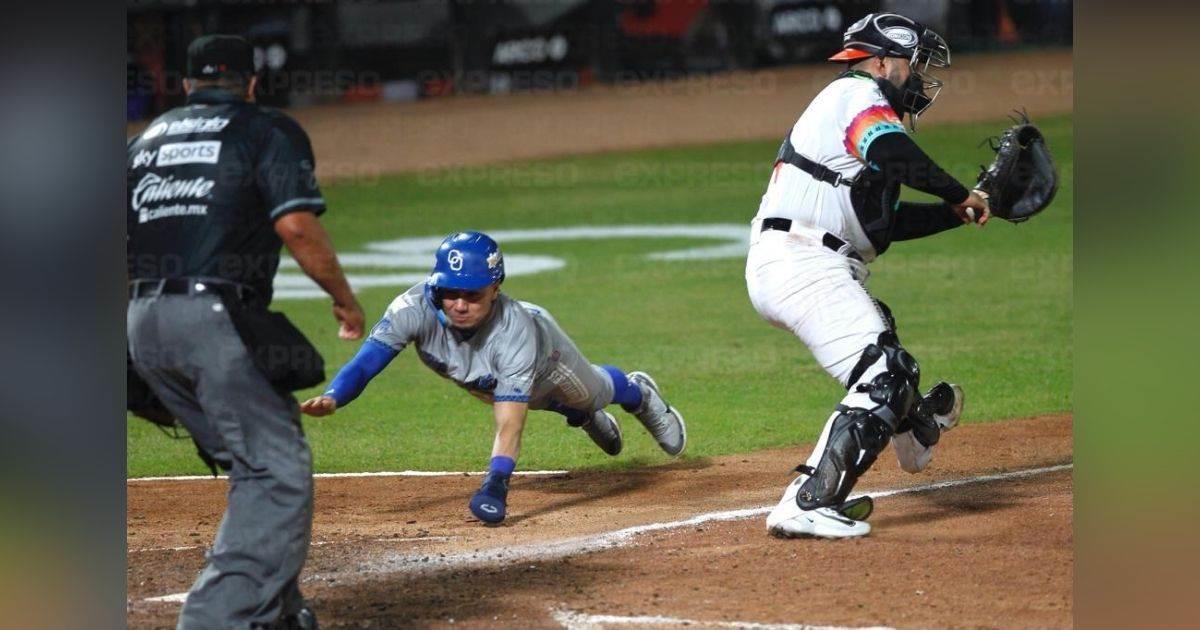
[774,134,901,256]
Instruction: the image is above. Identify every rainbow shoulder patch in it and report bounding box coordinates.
[844,105,905,161]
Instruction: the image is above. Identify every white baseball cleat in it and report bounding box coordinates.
[766,473,871,539]
[927,382,964,431]
[626,371,687,456]
[580,410,623,456]
[894,382,965,473]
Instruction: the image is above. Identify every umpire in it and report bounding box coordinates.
[127,35,364,629]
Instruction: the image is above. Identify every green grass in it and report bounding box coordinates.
[128,114,1072,477]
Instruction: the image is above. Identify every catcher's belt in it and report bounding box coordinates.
[759,217,864,262]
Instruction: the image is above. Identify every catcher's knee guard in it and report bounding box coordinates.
[797,331,920,510]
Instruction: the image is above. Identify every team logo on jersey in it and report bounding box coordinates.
[882,26,918,48]
[142,116,229,141]
[447,249,464,271]
[167,116,230,135]
[142,122,168,140]
[131,173,215,212]
[156,141,222,166]
[132,149,156,169]
[371,317,392,337]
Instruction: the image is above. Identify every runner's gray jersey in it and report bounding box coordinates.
[367,284,589,408]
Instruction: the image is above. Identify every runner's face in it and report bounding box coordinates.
[441,285,499,329]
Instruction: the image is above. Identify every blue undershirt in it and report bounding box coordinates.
[324,339,398,407]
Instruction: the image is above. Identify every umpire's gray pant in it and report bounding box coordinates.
[128,294,313,629]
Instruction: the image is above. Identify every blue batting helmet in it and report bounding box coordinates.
[427,231,505,292]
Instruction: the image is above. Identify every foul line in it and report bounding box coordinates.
[142,463,1070,605]
[128,470,570,483]
[552,608,891,630]
[130,535,455,554]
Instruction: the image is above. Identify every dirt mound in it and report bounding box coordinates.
[128,414,1072,628]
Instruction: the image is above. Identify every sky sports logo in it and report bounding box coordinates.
[156,141,222,166]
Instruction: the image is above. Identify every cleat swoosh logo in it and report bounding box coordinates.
[821,512,858,526]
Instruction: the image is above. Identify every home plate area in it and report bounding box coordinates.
[127,415,1072,628]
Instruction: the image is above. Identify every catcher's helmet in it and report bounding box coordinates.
[427,231,505,292]
[829,13,950,68]
[830,13,951,129]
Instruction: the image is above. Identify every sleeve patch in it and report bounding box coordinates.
[844,105,905,161]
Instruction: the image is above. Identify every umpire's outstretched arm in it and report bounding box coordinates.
[276,211,366,339]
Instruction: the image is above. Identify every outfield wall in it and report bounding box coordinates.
[127,49,1071,181]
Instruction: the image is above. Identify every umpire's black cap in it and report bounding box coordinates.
[186,34,254,79]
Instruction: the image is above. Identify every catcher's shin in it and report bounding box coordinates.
[975,111,1059,223]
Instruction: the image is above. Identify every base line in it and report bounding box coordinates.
[130,535,454,554]
[129,469,570,483]
[141,464,1070,604]
[552,608,892,630]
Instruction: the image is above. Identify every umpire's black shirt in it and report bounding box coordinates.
[127,88,326,302]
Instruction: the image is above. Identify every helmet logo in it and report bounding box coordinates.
[882,26,917,48]
[486,251,502,269]
[448,249,464,271]
[846,14,870,34]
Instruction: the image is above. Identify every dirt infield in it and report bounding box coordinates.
[127,414,1072,628]
[126,49,1073,627]
[127,49,1072,180]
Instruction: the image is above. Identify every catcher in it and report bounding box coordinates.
[300,231,687,524]
[745,12,1057,538]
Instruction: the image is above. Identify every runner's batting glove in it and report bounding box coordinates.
[469,471,509,524]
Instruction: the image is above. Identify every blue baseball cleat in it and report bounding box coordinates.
[469,472,509,524]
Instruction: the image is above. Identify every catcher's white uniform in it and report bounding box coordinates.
[747,72,901,385]
[746,74,952,538]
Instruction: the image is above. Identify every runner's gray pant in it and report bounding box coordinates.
[526,307,615,417]
[128,294,312,629]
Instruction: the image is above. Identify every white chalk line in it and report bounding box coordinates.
[552,608,891,630]
[146,592,189,603]
[128,469,570,483]
[141,463,1071,605]
[130,535,454,554]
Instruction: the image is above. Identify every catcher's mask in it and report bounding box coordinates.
[830,13,951,130]
[424,231,505,326]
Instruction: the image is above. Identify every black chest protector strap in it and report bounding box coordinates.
[775,135,856,188]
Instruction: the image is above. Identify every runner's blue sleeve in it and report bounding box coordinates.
[323,339,399,407]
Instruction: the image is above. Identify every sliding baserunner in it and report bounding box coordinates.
[301,231,686,524]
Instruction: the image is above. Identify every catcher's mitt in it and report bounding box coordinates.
[975,111,1059,223]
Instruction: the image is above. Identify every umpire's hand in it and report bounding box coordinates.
[333,301,365,340]
[275,212,366,340]
[300,395,338,417]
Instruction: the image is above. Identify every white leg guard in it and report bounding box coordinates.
[892,382,964,474]
[892,430,934,473]
[794,331,919,510]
